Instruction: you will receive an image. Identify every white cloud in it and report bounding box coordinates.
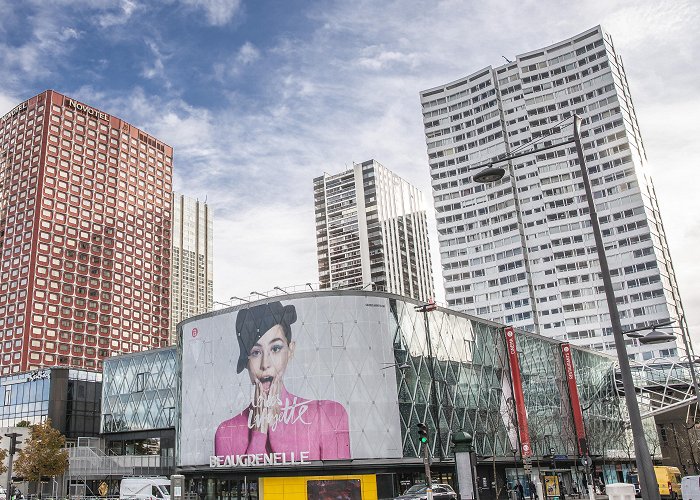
[0,91,18,113]
[198,0,700,347]
[180,0,242,26]
[97,0,140,27]
[213,41,261,80]
[213,204,318,298]
[3,0,699,348]
[141,39,170,85]
[236,41,259,65]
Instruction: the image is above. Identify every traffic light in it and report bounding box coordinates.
[5,432,21,454]
[417,422,429,444]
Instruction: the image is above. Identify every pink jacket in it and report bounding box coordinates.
[214,387,351,460]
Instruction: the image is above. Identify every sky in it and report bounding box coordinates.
[1,0,699,346]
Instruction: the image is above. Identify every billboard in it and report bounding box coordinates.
[179,295,403,467]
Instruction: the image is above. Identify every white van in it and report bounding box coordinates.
[682,476,700,500]
[120,477,171,500]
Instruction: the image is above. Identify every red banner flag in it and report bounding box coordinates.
[504,326,533,458]
[561,343,588,455]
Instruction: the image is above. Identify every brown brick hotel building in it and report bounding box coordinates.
[0,90,173,374]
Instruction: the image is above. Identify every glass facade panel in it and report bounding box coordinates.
[389,297,627,459]
[101,346,177,433]
[0,367,101,436]
[103,292,630,467]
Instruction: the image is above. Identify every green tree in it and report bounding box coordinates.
[13,419,68,496]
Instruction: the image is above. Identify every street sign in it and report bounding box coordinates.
[580,457,589,467]
[554,454,568,460]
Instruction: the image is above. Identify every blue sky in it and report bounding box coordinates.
[1,0,699,344]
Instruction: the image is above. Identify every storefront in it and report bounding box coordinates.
[171,291,630,500]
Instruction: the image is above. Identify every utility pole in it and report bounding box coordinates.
[418,423,434,500]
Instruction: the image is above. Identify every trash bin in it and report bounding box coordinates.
[606,483,636,500]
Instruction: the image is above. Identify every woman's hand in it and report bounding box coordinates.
[250,381,267,433]
[267,376,282,430]
[250,378,282,434]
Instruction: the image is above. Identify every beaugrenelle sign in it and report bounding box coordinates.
[210,451,310,468]
[65,98,109,121]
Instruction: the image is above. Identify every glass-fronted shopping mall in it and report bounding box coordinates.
[97,290,637,500]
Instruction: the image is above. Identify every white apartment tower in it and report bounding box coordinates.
[171,193,213,344]
[420,26,686,361]
[314,159,434,302]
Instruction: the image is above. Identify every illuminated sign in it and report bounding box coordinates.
[65,98,109,121]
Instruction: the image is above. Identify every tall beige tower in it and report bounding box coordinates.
[420,26,686,361]
[171,193,213,345]
[314,159,434,302]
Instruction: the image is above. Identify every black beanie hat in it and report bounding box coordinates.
[235,301,297,373]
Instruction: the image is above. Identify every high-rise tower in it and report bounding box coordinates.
[420,26,685,360]
[0,90,173,373]
[170,193,213,345]
[314,159,434,301]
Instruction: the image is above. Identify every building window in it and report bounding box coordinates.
[135,372,146,392]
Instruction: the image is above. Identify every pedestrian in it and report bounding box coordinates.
[516,481,525,500]
[597,477,605,495]
[528,479,538,500]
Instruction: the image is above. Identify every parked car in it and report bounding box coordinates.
[394,483,457,500]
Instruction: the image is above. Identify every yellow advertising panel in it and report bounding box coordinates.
[544,476,560,497]
[261,474,377,500]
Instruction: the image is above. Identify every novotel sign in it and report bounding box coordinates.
[65,98,109,121]
[1,101,28,122]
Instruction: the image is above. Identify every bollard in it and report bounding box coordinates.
[606,483,636,500]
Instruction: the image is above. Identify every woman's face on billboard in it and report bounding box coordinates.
[247,324,295,392]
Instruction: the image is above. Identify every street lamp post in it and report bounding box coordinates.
[474,115,661,500]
